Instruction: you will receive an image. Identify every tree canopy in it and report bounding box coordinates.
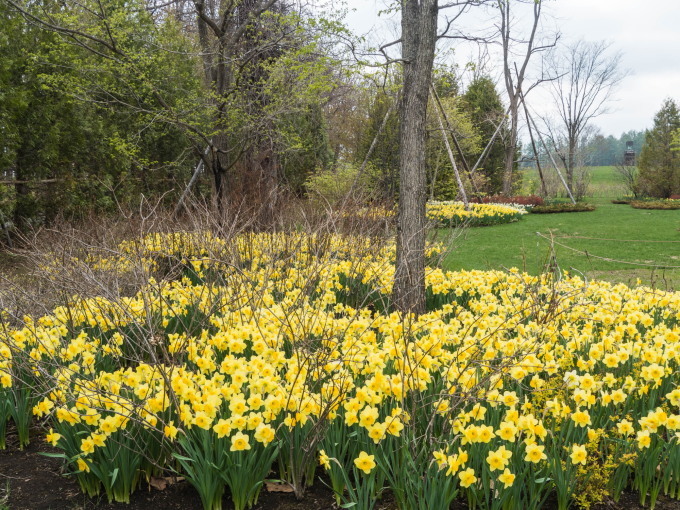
[637,98,680,198]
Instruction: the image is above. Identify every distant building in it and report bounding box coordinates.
[624,141,636,166]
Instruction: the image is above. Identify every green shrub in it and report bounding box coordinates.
[304,163,377,205]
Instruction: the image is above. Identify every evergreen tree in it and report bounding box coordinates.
[426,75,479,201]
[357,88,400,199]
[461,76,508,194]
[0,1,203,229]
[637,99,680,198]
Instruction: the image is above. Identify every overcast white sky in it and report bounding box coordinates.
[342,0,680,138]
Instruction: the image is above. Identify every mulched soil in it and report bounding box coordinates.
[1,427,679,510]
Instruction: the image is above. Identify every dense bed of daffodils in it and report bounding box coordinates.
[2,231,680,510]
[427,201,527,227]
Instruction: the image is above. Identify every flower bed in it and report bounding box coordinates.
[427,201,527,227]
[531,203,596,214]
[630,200,680,210]
[472,195,544,207]
[2,231,680,510]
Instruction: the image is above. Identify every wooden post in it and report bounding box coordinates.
[469,104,513,177]
[174,147,210,216]
[430,85,479,194]
[520,94,548,196]
[431,89,469,209]
[525,107,576,204]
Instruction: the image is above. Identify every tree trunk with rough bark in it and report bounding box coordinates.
[392,0,438,315]
[567,133,576,190]
[502,97,518,195]
[194,0,279,223]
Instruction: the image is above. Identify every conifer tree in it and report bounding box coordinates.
[637,99,680,198]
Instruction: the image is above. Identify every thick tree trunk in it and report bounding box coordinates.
[502,99,518,195]
[252,146,279,229]
[392,0,438,315]
[210,131,230,209]
[521,94,547,195]
[567,135,576,190]
[12,152,32,232]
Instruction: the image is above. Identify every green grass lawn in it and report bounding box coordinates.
[439,167,680,289]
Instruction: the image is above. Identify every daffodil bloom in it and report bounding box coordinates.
[160,420,178,440]
[637,430,651,449]
[45,429,61,447]
[571,409,592,428]
[193,412,212,430]
[478,425,495,443]
[570,444,587,465]
[385,416,404,437]
[367,423,386,444]
[616,419,634,436]
[458,468,477,488]
[80,438,95,455]
[354,451,376,475]
[319,450,331,470]
[497,421,517,442]
[253,423,275,445]
[445,449,468,476]
[33,398,54,417]
[486,446,512,471]
[90,433,106,448]
[230,431,251,451]
[359,406,379,428]
[433,450,447,468]
[77,458,90,473]
[498,468,515,488]
[524,443,547,464]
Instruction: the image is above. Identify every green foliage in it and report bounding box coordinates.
[1,1,343,229]
[304,163,376,205]
[637,99,680,198]
[196,6,345,214]
[426,93,481,200]
[585,130,646,166]
[278,103,334,194]
[0,1,204,228]
[356,88,401,198]
[461,76,507,194]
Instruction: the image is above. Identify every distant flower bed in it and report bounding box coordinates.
[531,203,596,214]
[630,199,680,210]
[427,201,527,227]
[472,195,544,207]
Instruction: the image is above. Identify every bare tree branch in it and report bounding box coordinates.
[545,39,628,188]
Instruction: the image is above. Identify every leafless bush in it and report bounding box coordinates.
[615,163,640,198]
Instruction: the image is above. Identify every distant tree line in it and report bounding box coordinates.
[582,130,646,166]
[523,130,646,169]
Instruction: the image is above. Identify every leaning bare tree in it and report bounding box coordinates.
[546,39,627,189]
[495,0,558,195]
